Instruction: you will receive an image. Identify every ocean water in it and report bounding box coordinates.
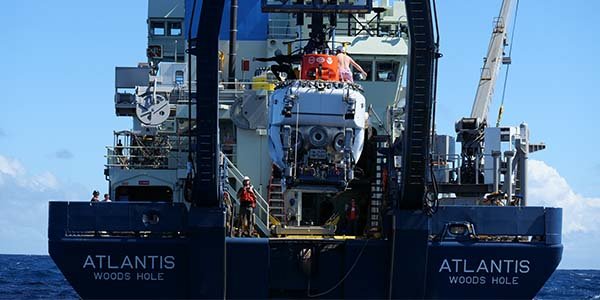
[0,254,597,299]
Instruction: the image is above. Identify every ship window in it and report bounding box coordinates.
[177,119,196,135]
[220,120,236,162]
[150,21,165,36]
[168,21,182,36]
[175,70,184,85]
[354,60,372,82]
[375,61,399,82]
[115,186,173,202]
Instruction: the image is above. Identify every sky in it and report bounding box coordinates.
[0,0,599,269]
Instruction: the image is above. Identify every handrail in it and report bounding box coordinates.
[224,155,269,216]
[224,180,270,236]
[222,153,270,235]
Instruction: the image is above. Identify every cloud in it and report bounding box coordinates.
[528,160,600,269]
[0,155,25,179]
[528,160,600,234]
[0,154,86,255]
[2,154,597,269]
[54,149,74,159]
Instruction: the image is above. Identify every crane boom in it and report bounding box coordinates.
[455,0,516,184]
[470,0,514,121]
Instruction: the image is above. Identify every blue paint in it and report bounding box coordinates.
[185,0,267,41]
[48,201,563,298]
[1,255,593,299]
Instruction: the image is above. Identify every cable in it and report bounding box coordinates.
[496,0,520,127]
[183,0,199,205]
[426,0,441,215]
[187,0,198,156]
[423,156,439,216]
[507,0,520,61]
[293,98,300,179]
[307,239,370,298]
[431,0,440,46]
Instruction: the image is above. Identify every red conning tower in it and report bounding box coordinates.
[300,54,339,81]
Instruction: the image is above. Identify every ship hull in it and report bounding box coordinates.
[49,202,562,299]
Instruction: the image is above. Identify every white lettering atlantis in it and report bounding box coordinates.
[82,255,177,270]
[438,259,531,274]
[439,259,451,272]
[121,256,133,269]
[476,260,489,273]
[83,255,96,269]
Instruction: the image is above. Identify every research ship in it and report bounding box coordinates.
[48,0,563,298]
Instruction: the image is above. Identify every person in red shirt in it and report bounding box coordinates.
[346,198,359,235]
[237,176,257,237]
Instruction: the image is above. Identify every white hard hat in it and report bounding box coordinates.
[243,176,250,181]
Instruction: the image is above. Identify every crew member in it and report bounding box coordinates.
[115,139,127,167]
[90,190,100,202]
[103,193,112,202]
[346,198,359,235]
[336,46,367,83]
[237,176,257,236]
[254,49,302,82]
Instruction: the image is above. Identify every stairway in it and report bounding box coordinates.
[369,136,388,230]
[222,154,270,236]
[268,178,286,223]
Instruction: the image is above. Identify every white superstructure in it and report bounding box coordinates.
[106,0,409,231]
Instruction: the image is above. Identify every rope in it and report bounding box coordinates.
[293,99,300,179]
[496,0,520,127]
[307,239,370,298]
[187,0,198,157]
[424,156,440,216]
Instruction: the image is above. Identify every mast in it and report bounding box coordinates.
[228,0,238,83]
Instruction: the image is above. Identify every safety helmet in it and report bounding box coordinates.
[243,176,250,181]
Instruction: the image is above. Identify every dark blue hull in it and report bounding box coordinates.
[48,202,562,299]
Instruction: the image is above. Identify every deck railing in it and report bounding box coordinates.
[222,153,270,236]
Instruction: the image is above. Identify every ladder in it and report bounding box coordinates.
[369,135,388,231]
[400,0,437,209]
[268,177,286,223]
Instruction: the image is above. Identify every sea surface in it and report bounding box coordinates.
[0,254,598,299]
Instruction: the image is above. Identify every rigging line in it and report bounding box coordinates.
[507,0,520,57]
[431,0,440,46]
[294,99,300,179]
[187,0,198,156]
[427,0,441,214]
[307,239,370,298]
[497,0,520,127]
